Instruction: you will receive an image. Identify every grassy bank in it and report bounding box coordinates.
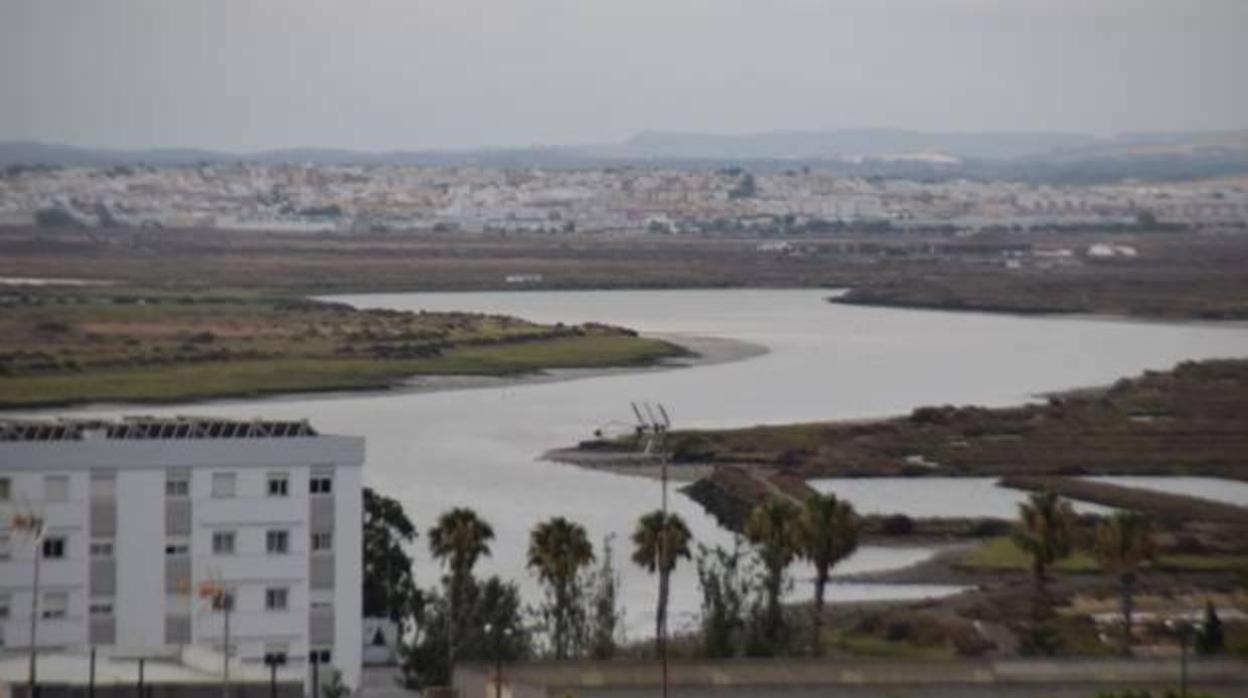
[0,294,685,408]
[957,536,1248,574]
[647,358,1248,479]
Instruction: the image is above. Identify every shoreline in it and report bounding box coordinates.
[3,332,769,416]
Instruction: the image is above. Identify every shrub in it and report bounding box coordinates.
[880,514,915,536]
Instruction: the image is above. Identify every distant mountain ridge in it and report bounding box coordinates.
[3,129,1248,182]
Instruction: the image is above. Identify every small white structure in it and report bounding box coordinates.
[504,273,544,284]
[1087,243,1139,258]
[361,618,401,665]
[0,417,364,691]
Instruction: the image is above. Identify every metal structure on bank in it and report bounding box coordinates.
[631,402,672,698]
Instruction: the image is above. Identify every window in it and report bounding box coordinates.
[90,601,114,616]
[44,475,69,502]
[0,477,11,501]
[90,476,115,499]
[267,474,289,497]
[0,594,9,619]
[309,476,333,495]
[42,536,66,559]
[266,530,289,555]
[0,535,10,560]
[165,541,189,556]
[311,531,333,553]
[265,587,289,611]
[212,531,236,555]
[211,473,236,498]
[165,478,190,498]
[42,592,68,619]
[90,540,114,558]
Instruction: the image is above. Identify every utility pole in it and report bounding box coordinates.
[632,402,671,698]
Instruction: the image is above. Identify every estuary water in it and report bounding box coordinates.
[29,289,1248,637]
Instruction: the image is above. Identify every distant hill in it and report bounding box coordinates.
[3,129,1248,183]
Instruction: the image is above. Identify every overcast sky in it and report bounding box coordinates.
[1,0,1246,151]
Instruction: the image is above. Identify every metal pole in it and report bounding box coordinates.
[658,433,669,698]
[310,654,320,698]
[222,594,231,698]
[90,647,96,698]
[138,658,145,698]
[494,644,501,698]
[1180,629,1189,698]
[28,534,42,698]
[270,662,277,698]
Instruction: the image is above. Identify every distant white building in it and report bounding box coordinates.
[1087,243,1139,258]
[0,417,365,691]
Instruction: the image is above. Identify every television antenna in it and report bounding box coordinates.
[630,402,672,698]
[190,569,234,698]
[10,499,46,698]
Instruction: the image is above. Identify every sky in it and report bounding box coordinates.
[1,0,1246,152]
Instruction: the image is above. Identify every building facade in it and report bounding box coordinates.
[0,418,364,690]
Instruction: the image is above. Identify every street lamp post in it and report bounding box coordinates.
[264,652,287,698]
[484,622,511,698]
[1167,618,1194,698]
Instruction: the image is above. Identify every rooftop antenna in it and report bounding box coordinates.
[630,401,672,698]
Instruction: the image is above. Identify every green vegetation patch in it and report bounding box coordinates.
[957,537,1248,574]
[0,294,686,408]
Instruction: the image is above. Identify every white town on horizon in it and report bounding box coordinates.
[2,164,1247,235]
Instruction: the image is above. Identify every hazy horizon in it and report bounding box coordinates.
[3,0,1247,152]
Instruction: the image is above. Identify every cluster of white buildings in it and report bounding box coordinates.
[2,164,1246,234]
[0,417,364,693]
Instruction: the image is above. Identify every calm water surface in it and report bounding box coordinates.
[29,290,1248,636]
[809,478,1111,518]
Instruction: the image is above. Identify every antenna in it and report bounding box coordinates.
[627,401,673,698]
[630,402,646,427]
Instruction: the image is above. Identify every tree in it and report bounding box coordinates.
[798,493,859,656]
[631,510,693,656]
[586,536,623,659]
[321,669,349,698]
[744,498,803,652]
[363,488,421,621]
[1012,491,1076,619]
[696,542,754,658]
[428,508,495,664]
[1094,511,1154,656]
[528,517,595,659]
[1196,600,1225,656]
[400,575,529,690]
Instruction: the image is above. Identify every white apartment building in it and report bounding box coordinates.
[0,417,364,690]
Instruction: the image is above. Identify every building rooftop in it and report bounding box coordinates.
[0,416,318,443]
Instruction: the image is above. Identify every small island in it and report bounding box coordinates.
[0,292,687,408]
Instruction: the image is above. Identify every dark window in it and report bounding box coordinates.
[42,536,66,559]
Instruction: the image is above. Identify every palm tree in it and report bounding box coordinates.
[428,508,495,663]
[528,517,595,659]
[632,510,693,655]
[744,497,803,648]
[1012,491,1076,618]
[1094,511,1154,656]
[798,493,859,656]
